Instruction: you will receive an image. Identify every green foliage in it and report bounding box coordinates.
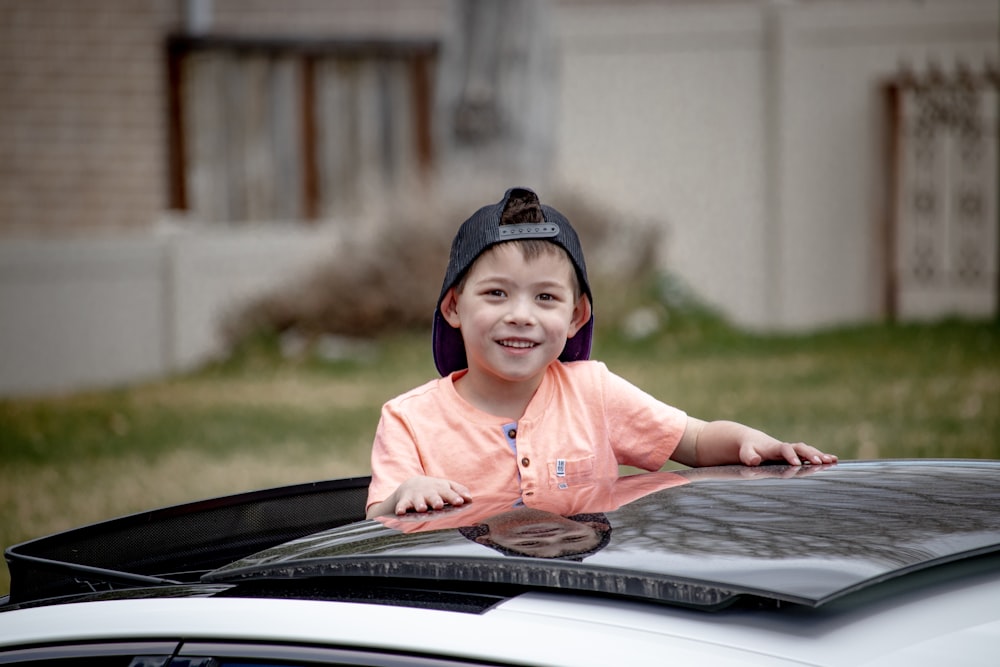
[3,316,995,471]
[1,315,998,595]
[598,317,999,460]
[0,398,379,468]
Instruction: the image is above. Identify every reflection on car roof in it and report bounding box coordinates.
[205,460,1000,609]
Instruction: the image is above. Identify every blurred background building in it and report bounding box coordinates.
[0,0,997,396]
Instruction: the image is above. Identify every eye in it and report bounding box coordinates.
[484,288,506,298]
[537,293,555,302]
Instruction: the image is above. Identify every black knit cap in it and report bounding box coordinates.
[432,186,594,376]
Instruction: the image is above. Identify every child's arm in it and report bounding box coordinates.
[671,417,838,468]
[366,476,473,519]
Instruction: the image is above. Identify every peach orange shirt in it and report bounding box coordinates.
[377,470,690,534]
[366,360,687,510]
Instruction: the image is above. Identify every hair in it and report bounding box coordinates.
[453,241,583,297]
[501,190,544,224]
[450,189,585,297]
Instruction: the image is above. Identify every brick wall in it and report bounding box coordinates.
[0,0,179,237]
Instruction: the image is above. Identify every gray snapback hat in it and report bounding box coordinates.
[432,187,593,376]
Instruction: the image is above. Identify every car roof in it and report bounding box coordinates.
[204,459,1000,609]
[4,459,1000,667]
[5,459,1000,613]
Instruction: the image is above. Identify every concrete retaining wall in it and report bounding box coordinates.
[0,228,337,396]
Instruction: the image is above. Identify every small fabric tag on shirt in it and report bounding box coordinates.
[556,458,566,477]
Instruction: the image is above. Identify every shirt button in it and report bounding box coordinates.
[508,428,517,439]
[521,457,530,467]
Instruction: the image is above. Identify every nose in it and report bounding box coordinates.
[504,294,536,325]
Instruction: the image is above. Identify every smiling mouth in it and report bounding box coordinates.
[498,339,537,349]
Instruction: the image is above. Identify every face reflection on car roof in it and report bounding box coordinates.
[207,461,1000,609]
[455,507,611,559]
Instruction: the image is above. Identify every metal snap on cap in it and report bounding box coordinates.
[498,222,560,239]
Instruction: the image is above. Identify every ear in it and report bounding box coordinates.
[440,287,462,328]
[566,295,592,339]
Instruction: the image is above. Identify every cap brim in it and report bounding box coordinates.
[432,310,468,376]
[561,314,594,365]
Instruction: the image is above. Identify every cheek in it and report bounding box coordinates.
[462,307,503,337]
[544,306,579,332]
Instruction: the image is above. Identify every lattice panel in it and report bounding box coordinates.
[891,66,998,319]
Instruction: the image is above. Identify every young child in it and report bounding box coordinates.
[366,187,837,518]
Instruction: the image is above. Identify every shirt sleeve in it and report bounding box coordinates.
[600,364,688,471]
[366,399,426,510]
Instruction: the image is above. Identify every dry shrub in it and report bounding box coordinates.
[219,184,669,352]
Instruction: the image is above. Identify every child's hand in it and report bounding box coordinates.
[388,476,473,516]
[675,418,838,468]
[739,437,838,467]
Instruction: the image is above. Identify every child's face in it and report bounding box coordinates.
[440,243,591,388]
[477,507,606,558]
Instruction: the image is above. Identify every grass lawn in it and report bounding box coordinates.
[1,317,998,594]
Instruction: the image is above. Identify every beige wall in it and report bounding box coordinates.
[553,0,998,330]
[0,229,338,395]
[777,1,997,329]
[555,3,770,326]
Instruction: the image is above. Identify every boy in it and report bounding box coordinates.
[366,187,837,518]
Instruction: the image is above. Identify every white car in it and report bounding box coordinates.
[2,459,999,666]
